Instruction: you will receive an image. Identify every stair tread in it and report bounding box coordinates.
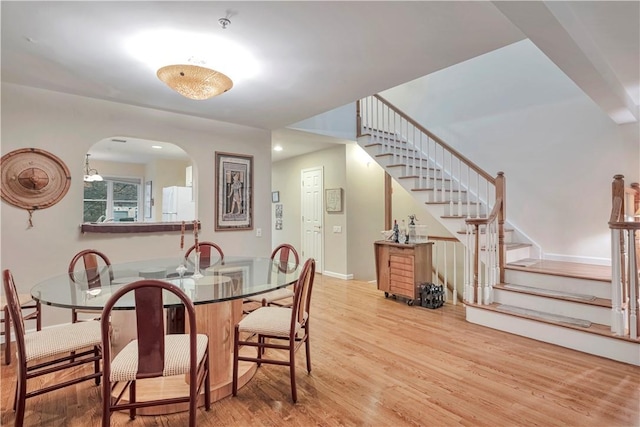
[440,215,488,219]
[457,228,514,234]
[415,189,465,193]
[494,283,611,307]
[467,302,638,343]
[400,176,447,181]
[506,259,611,282]
[496,303,593,327]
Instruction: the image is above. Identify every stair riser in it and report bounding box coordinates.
[493,290,611,325]
[505,269,610,299]
[402,177,461,189]
[397,169,444,180]
[419,192,470,204]
[466,306,640,366]
[366,142,418,157]
[442,204,486,217]
[458,230,515,244]
[505,246,531,263]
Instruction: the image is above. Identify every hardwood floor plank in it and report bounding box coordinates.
[2,274,638,426]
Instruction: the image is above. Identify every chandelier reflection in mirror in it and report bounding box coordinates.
[83,154,103,182]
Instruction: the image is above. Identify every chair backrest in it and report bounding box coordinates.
[290,258,316,333]
[100,279,199,381]
[271,244,300,273]
[185,241,224,269]
[68,249,113,289]
[3,270,28,364]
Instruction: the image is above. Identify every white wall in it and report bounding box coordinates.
[272,142,453,282]
[271,144,348,277]
[289,102,357,141]
[382,40,640,264]
[1,83,273,327]
[345,144,385,281]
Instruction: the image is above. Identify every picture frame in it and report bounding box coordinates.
[215,152,253,231]
[272,191,280,203]
[325,188,343,212]
[144,180,153,218]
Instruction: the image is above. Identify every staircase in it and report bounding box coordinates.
[357,95,640,366]
[468,261,639,365]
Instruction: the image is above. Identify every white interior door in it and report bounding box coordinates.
[301,167,323,273]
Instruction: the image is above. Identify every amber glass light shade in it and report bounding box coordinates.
[157,64,233,100]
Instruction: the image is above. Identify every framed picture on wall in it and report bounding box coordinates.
[272,191,280,203]
[215,152,253,231]
[325,188,343,212]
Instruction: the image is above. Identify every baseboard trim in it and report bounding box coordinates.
[322,270,353,280]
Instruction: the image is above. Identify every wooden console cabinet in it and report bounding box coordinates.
[374,240,433,305]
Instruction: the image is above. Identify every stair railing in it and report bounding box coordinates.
[358,96,506,303]
[465,194,504,305]
[359,95,496,217]
[428,235,465,305]
[609,175,639,339]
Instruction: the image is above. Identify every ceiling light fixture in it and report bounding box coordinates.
[83,154,103,182]
[156,16,235,101]
[157,64,233,100]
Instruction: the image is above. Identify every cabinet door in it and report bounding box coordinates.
[388,250,415,299]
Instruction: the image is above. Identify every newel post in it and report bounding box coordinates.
[612,175,625,222]
[611,175,627,305]
[496,172,506,284]
[631,182,640,221]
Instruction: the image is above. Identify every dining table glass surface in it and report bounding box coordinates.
[31,256,300,311]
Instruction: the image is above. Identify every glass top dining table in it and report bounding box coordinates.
[30,256,301,311]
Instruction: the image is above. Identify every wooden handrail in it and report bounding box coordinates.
[373,94,495,183]
[466,197,503,225]
[609,222,640,230]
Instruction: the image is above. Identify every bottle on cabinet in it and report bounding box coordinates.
[392,220,399,243]
[408,214,417,244]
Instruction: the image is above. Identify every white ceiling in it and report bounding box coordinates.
[2,1,638,162]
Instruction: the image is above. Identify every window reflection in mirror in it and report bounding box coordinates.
[83,137,193,223]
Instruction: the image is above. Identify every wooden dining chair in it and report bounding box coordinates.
[68,249,114,323]
[232,258,316,403]
[185,241,224,270]
[243,244,300,313]
[100,279,211,427]
[3,269,102,427]
[1,293,41,365]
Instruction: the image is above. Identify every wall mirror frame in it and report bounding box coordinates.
[80,136,195,233]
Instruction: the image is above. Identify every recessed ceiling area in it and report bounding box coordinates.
[89,129,346,164]
[89,137,190,164]
[271,129,349,163]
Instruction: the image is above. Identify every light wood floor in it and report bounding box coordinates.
[2,275,639,426]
